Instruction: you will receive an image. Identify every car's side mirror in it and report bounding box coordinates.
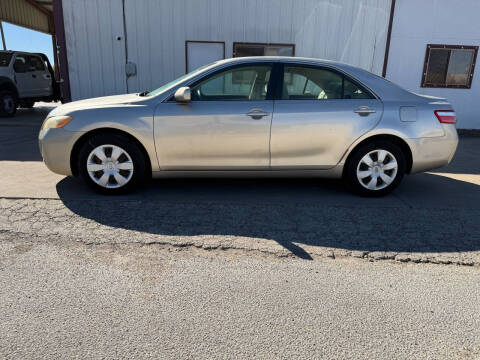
[174,86,191,103]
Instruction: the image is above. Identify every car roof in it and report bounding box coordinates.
[217,56,352,68]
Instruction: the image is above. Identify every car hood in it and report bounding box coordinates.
[48,93,146,116]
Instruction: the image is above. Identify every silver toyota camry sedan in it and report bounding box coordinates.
[39,57,458,196]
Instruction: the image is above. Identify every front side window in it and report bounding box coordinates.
[282,66,373,100]
[191,65,271,101]
[422,44,478,88]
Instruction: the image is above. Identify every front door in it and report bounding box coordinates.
[271,64,383,168]
[154,63,274,170]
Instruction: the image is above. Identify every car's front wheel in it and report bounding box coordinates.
[77,134,147,194]
[343,141,406,197]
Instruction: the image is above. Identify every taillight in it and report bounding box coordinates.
[434,110,456,124]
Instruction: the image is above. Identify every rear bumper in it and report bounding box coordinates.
[38,128,84,176]
[407,125,458,174]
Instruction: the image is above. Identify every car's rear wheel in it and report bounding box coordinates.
[0,91,17,117]
[77,134,146,194]
[343,141,406,197]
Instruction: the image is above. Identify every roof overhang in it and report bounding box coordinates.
[0,0,54,34]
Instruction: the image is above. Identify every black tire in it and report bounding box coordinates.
[0,91,17,117]
[343,140,406,197]
[77,133,147,194]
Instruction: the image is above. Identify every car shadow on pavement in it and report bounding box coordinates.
[56,173,480,259]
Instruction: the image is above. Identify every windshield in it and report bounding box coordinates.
[146,62,217,97]
[0,52,13,67]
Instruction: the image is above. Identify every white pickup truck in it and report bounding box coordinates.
[0,50,60,117]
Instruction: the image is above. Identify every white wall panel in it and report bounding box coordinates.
[63,0,391,99]
[62,0,127,100]
[124,0,391,94]
[387,0,480,129]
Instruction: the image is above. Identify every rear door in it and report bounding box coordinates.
[271,64,383,169]
[28,55,53,97]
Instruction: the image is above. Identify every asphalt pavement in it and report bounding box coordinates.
[1,105,480,359]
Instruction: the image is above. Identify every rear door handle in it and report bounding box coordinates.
[354,106,376,116]
[246,108,269,119]
[32,74,37,78]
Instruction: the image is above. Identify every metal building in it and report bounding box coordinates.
[1,0,479,128]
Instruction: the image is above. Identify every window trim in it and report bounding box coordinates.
[233,42,295,58]
[275,63,376,101]
[168,62,276,102]
[185,40,226,74]
[421,44,478,89]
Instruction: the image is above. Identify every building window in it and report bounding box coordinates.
[422,44,478,88]
[233,42,295,58]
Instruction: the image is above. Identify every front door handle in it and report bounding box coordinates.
[246,108,269,119]
[354,106,376,116]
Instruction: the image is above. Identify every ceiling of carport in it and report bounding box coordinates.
[0,0,54,34]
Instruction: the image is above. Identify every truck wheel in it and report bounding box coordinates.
[0,91,17,117]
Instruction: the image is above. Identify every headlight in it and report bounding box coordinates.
[41,115,73,130]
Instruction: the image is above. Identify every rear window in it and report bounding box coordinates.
[0,53,13,67]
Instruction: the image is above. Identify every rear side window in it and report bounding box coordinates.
[28,56,46,71]
[13,56,27,72]
[0,53,12,67]
[281,66,374,100]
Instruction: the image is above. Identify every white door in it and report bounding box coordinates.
[186,41,225,73]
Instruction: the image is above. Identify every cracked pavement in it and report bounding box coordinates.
[1,193,480,265]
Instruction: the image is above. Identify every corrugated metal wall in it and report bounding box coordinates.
[62,0,127,100]
[63,0,391,100]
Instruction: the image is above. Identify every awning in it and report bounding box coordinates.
[0,0,54,34]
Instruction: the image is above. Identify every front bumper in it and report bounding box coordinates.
[407,125,458,174]
[38,128,85,176]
